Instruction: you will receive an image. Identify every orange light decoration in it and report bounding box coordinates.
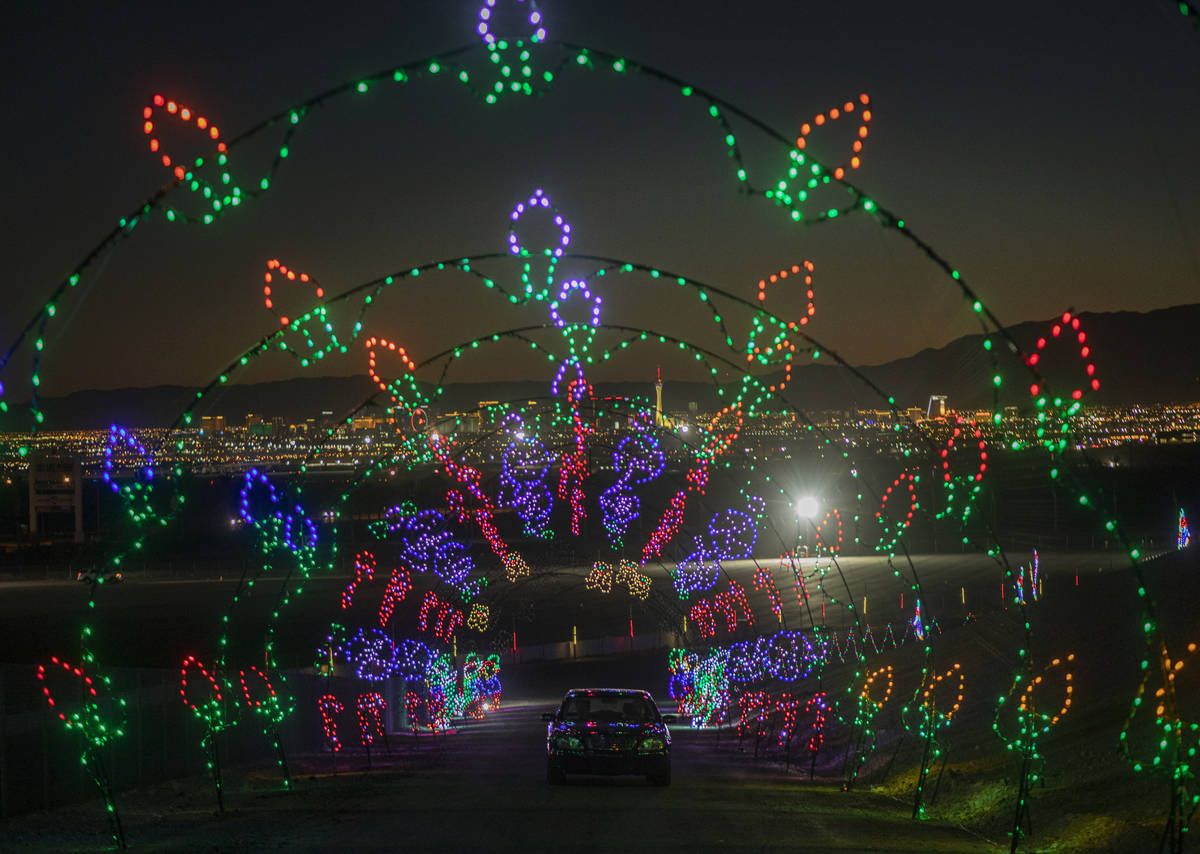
[814,508,843,554]
[614,559,652,600]
[264,258,325,326]
[756,261,816,326]
[1018,654,1074,726]
[796,93,870,180]
[502,553,531,581]
[585,561,614,594]
[365,335,418,393]
[467,602,490,632]
[919,663,965,729]
[861,665,895,711]
[144,93,225,182]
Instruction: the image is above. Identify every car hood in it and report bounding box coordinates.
[550,720,670,741]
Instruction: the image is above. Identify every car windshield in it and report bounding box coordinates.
[561,693,655,723]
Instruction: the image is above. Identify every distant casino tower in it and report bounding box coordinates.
[655,366,664,427]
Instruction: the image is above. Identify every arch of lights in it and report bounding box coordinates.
[1,1,1194,850]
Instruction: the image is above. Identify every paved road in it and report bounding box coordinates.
[0,551,1127,668]
[4,698,999,852]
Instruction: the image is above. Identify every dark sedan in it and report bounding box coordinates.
[543,688,675,786]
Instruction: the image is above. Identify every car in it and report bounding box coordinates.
[75,566,123,585]
[543,688,676,786]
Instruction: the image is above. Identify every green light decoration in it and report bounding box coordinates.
[0,2,1178,843]
[179,654,233,813]
[840,664,895,790]
[35,655,128,849]
[993,654,1076,852]
[1121,640,1200,852]
[901,662,966,819]
[931,417,987,526]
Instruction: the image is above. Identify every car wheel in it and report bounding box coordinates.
[649,766,671,787]
[547,760,566,785]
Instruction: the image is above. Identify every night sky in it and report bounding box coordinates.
[2,0,1198,398]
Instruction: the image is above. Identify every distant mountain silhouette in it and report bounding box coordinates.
[9,304,1199,429]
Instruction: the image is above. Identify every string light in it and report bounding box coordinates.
[319,694,345,752]
[4,4,1169,840]
[356,692,388,747]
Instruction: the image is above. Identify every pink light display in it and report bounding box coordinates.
[319,694,345,752]
[356,692,387,747]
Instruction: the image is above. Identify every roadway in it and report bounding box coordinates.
[0,551,1130,668]
[2,697,998,852]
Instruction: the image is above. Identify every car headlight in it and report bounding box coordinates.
[638,737,666,753]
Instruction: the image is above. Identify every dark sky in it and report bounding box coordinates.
[2,0,1198,398]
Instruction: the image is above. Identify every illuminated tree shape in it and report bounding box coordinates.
[1180,509,1192,550]
[910,599,926,642]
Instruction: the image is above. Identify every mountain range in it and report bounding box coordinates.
[7,304,1199,430]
